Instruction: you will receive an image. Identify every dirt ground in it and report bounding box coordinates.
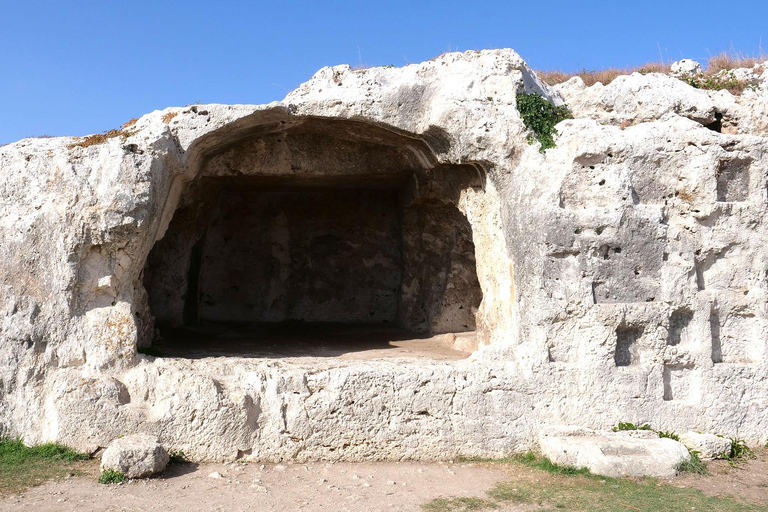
[1,449,766,512]
[668,447,768,505]
[0,460,510,512]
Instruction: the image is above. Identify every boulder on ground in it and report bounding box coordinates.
[679,432,732,460]
[540,427,690,478]
[101,434,169,478]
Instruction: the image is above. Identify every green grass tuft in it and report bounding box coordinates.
[726,438,755,467]
[0,438,89,494]
[0,438,88,465]
[512,452,592,476]
[729,438,754,460]
[421,496,496,511]
[612,421,652,432]
[676,450,709,475]
[656,430,680,441]
[456,452,592,477]
[612,421,681,441]
[98,469,126,484]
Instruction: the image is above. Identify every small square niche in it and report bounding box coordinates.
[615,326,643,367]
[716,158,750,202]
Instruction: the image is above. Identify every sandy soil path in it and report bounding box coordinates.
[1,450,766,511]
[0,460,518,512]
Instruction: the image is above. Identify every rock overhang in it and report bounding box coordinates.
[1,48,768,460]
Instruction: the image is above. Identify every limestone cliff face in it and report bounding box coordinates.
[0,49,766,460]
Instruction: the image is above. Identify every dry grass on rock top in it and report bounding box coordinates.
[706,51,768,73]
[67,118,139,149]
[538,61,671,87]
[538,51,767,89]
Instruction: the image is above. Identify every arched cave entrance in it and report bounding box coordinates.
[142,118,484,358]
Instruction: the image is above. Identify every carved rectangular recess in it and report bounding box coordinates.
[710,312,761,364]
[716,158,750,202]
[667,309,693,347]
[547,342,577,364]
[615,326,643,367]
[663,364,699,402]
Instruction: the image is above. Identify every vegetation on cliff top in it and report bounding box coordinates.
[515,92,572,151]
[538,51,766,95]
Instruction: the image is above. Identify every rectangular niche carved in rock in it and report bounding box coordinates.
[662,364,699,402]
[199,188,402,324]
[696,246,744,291]
[710,312,722,363]
[615,326,643,367]
[142,170,485,359]
[716,158,750,202]
[667,309,693,347]
[547,341,578,364]
[710,312,760,364]
[588,215,664,304]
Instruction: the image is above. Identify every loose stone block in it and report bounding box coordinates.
[540,428,691,478]
[101,435,170,479]
[679,432,732,460]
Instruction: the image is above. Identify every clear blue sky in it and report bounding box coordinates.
[1,0,766,145]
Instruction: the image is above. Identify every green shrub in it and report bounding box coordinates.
[656,430,680,442]
[676,450,708,475]
[515,92,572,151]
[728,438,754,461]
[98,469,126,484]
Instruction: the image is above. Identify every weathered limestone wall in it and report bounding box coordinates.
[1,49,767,460]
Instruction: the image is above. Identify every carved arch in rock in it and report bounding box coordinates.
[138,112,498,356]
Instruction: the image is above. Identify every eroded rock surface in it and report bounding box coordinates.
[1,49,767,462]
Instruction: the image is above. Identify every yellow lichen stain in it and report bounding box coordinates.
[99,310,136,355]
